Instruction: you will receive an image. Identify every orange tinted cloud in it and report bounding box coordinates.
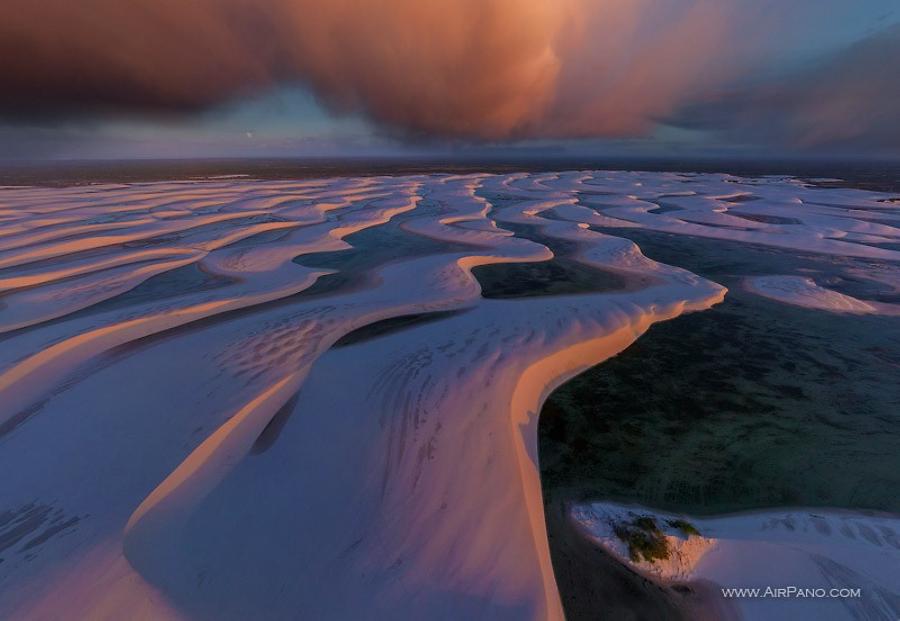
[0,0,878,145]
[1,0,569,139]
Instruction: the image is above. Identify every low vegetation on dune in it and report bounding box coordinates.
[612,515,702,563]
[613,516,671,563]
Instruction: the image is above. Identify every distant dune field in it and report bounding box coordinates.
[1,171,898,620]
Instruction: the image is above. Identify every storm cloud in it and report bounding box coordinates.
[674,22,900,149]
[0,0,896,148]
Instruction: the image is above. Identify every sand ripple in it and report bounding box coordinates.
[0,171,897,619]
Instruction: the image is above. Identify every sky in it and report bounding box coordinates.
[0,0,898,160]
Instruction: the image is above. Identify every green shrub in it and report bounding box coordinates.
[613,517,670,563]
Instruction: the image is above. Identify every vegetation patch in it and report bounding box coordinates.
[613,516,670,563]
[667,519,701,537]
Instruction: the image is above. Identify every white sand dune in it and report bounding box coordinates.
[573,502,900,621]
[744,275,900,314]
[0,171,897,619]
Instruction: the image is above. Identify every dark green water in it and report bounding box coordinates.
[539,230,900,515]
[538,229,900,620]
[473,257,627,298]
[470,202,636,298]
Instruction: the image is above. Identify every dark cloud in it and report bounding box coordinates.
[0,0,280,117]
[0,0,762,139]
[670,23,900,150]
[0,0,896,149]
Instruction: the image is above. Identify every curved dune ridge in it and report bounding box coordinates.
[744,275,900,315]
[0,171,898,620]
